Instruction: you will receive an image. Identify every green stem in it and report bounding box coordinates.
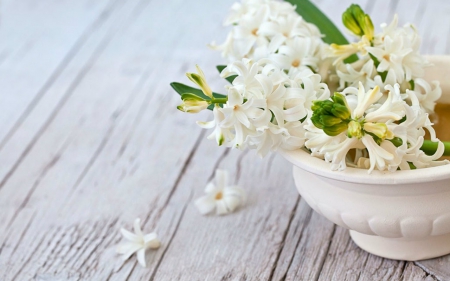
[421,140,450,156]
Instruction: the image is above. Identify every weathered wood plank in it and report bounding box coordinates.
[315,227,439,281]
[270,203,336,281]
[0,0,114,142]
[0,0,234,279]
[144,150,299,281]
[0,0,148,189]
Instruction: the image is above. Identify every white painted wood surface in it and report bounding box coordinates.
[0,0,449,280]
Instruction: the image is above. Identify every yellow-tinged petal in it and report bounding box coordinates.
[186,65,213,98]
[363,122,393,140]
[177,99,209,113]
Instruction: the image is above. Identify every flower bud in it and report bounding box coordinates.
[323,122,348,136]
[311,94,353,136]
[361,14,374,41]
[347,120,363,139]
[331,93,351,120]
[331,104,351,120]
[321,115,343,126]
[342,10,363,36]
[177,93,209,113]
[342,4,374,40]
[311,114,324,129]
[186,65,213,98]
[363,122,394,140]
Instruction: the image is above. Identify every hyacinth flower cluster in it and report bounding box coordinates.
[330,4,441,114]
[210,0,329,77]
[305,83,446,172]
[172,0,449,173]
[179,59,330,157]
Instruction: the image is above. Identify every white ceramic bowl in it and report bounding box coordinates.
[281,55,450,261]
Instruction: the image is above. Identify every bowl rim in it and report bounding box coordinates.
[280,148,450,185]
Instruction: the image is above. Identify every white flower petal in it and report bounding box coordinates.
[144,233,161,249]
[215,169,229,189]
[224,186,246,202]
[204,182,217,193]
[119,245,142,261]
[116,219,160,266]
[120,228,140,243]
[137,248,147,267]
[361,135,394,173]
[222,195,242,212]
[133,218,143,237]
[116,242,142,256]
[216,200,230,215]
[194,195,216,215]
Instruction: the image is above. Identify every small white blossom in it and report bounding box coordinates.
[408,78,441,114]
[197,106,233,146]
[366,35,411,83]
[116,218,160,267]
[195,169,246,215]
[336,59,377,90]
[220,88,267,147]
[270,37,322,72]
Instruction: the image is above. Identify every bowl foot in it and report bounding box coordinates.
[349,230,450,261]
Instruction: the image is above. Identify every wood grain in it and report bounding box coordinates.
[0,0,449,280]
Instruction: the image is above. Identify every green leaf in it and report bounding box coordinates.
[216,65,237,84]
[368,52,388,81]
[368,52,380,67]
[286,0,358,63]
[180,93,206,101]
[170,82,226,110]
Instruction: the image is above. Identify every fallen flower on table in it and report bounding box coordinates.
[116,218,160,267]
[195,169,246,215]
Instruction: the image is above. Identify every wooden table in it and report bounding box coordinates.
[1,0,450,280]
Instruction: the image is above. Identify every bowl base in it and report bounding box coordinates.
[350,230,450,261]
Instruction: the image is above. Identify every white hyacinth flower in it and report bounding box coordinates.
[331,9,440,114]
[195,169,246,215]
[408,78,442,114]
[197,106,233,146]
[271,37,322,72]
[365,35,411,83]
[336,59,377,90]
[210,0,326,63]
[116,218,161,267]
[220,88,267,148]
